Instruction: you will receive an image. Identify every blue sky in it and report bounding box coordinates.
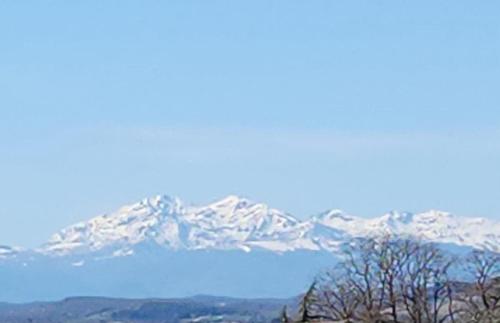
[1,1,499,247]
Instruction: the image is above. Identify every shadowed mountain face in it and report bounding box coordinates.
[1,195,499,302]
[0,296,294,323]
[0,248,335,302]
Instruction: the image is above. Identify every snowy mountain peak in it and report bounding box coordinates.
[37,194,500,257]
[211,194,250,205]
[315,209,355,222]
[204,195,255,214]
[139,194,183,211]
[379,210,414,224]
[414,209,453,222]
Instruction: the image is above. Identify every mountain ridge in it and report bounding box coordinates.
[3,194,495,258]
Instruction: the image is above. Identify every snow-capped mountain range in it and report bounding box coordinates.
[35,194,500,257]
[2,194,500,302]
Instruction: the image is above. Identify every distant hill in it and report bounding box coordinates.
[0,296,293,323]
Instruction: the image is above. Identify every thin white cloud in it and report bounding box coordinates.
[68,125,500,164]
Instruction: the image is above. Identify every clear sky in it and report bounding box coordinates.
[1,1,499,248]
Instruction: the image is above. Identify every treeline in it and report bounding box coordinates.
[280,237,500,323]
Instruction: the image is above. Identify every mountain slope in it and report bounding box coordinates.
[313,209,500,251]
[39,194,500,257]
[41,195,318,256]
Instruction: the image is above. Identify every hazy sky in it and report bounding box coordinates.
[1,1,499,247]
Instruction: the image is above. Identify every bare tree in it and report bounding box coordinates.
[315,271,362,322]
[311,237,457,323]
[342,238,388,322]
[461,250,500,323]
[296,283,316,322]
[395,241,456,323]
[280,306,291,323]
[313,238,389,322]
